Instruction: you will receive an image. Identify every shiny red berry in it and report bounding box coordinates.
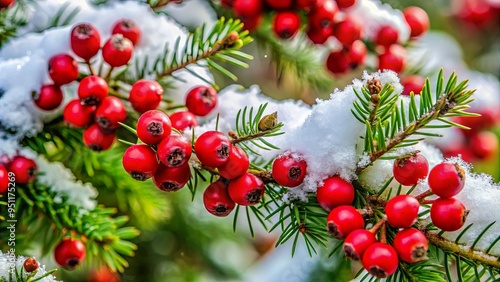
[273,11,301,39]
[233,0,263,18]
[48,54,79,86]
[0,166,10,193]
[316,176,354,211]
[89,267,120,282]
[95,96,127,131]
[54,238,86,269]
[393,153,429,186]
[23,257,39,272]
[242,15,263,31]
[362,243,399,278]
[306,25,333,44]
[393,228,428,263]
[378,44,406,73]
[157,133,192,168]
[34,85,63,111]
[203,180,236,217]
[428,163,465,198]
[185,86,218,117]
[401,75,425,95]
[63,99,95,128]
[218,145,249,179]
[430,197,468,231]
[326,50,349,75]
[296,0,318,10]
[70,23,101,62]
[348,40,367,68]
[136,110,172,145]
[0,0,15,9]
[403,6,429,38]
[153,163,191,192]
[343,229,377,260]
[469,131,498,159]
[334,17,362,46]
[129,79,163,113]
[308,0,338,29]
[112,19,141,45]
[265,0,292,9]
[326,205,364,239]
[194,131,232,167]
[78,75,109,106]
[122,144,158,181]
[102,34,133,67]
[272,154,307,188]
[228,172,265,206]
[375,25,399,48]
[7,156,37,184]
[169,111,198,131]
[83,124,115,151]
[385,195,420,228]
[335,0,355,9]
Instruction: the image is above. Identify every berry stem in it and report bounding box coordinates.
[104,66,115,81]
[415,189,432,202]
[229,129,278,145]
[85,60,96,76]
[379,219,387,244]
[368,217,386,234]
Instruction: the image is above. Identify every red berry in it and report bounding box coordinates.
[233,0,263,18]
[78,75,109,106]
[403,6,429,38]
[362,243,399,278]
[385,195,420,228]
[136,110,172,145]
[430,197,468,231]
[306,25,333,44]
[273,11,301,39]
[23,257,39,272]
[70,23,101,62]
[326,205,364,239]
[194,131,232,167]
[378,44,406,73]
[296,0,318,10]
[111,19,141,45]
[63,99,95,128]
[0,0,14,9]
[89,267,120,282]
[375,25,399,48]
[129,79,163,113]
[0,166,9,194]
[335,0,355,9]
[83,124,115,151]
[454,109,498,136]
[343,229,377,260]
[34,85,63,111]
[401,75,425,95]
[326,50,349,75]
[54,238,86,270]
[428,163,465,198]
[48,54,79,86]
[203,180,236,217]
[308,0,338,29]
[316,176,354,211]
[157,133,192,168]
[153,163,191,192]
[265,0,292,9]
[228,172,265,206]
[348,40,367,68]
[122,144,158,181]
[393,153,429,186]
[102,34,134,67]
[469,131,498,159]
[334,17,362,46]
[169,111,198,131]
[185,86,218,117]
[393,228,428,263]
[242,15,263,31]
[218,145,249,179]
[95,96,127,131]
[7,156,37,184]
[272,154,307,188]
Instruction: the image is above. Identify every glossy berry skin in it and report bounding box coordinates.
[242,15,263,32]
[228,172,265,206]
[89,267,120,282]
[0,0,15,9]
[272,154,307,188]
[83,124,115,151]
[393,228,428,263]
[129,79,163,113]
[343,229,377,260]
[169,111,198,131]
[218,146,249,179]
[306,25,333,44]
[48,54,79,86]
[153,163,191,192]
[402,75,425,95]
[265,0,292,9]
[112,19,141,45]
[273,12,301,39]
[385,195,420,228]
[54,238,86,269]
[316,176,354,211]
[348,40,367,68]
[34,85,63,111]
[233,0,263,18]
[102,34,133,67]
[7,156,37,184]
[378,44,406,73]
[469,131,498,159]
[326,50,349,75]
[23,257,39,272]
[185,86,218,117]
[78,75,109,106]
[157,133,192,168]
[308,0,338,29]
[393,153,429,186]
[203,181,236,217]
[136,110,172,145]
[296,0,319,10]
[428,163,465,198]
[194,131,232,167]
[362,243,399,278]
[335,0,355,9]
[63,99,95,128]
[70,23,101,62]
[326,205,364,239]
[375,25,399,48]
[0,166,10,194]
[334,17,362,46]
[95,96,127,131]
[122,144,158,181]
[430,197,468,231]
[403,6,429,38]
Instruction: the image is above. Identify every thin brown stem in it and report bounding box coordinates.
[368,217,386,234]
[229,129,277,145]
[415,189,432,202]
[85,61,96,76]
[104,66,115,81]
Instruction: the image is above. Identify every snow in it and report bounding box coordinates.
[0,251,60,282]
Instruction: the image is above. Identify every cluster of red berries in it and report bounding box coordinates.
[454,0,500,28]
[53,237,86,270]
[0,155,37,193]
